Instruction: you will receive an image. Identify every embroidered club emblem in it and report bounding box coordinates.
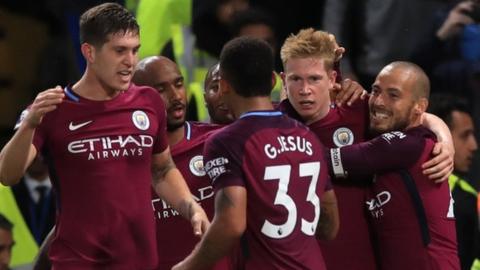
[189,155,206,177]
[132,110,150,130]
[333,127,354,147]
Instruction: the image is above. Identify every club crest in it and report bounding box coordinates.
[189,155,206,177]
[132,110,150,130]
[333,127,354,147]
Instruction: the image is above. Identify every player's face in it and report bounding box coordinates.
[283,57,335,124]
[0,228,13,270]
[204,65,234,124]
[91,31,140,92]
[368,68,418,134]
[450,111,478,173]
[148,61,187,131]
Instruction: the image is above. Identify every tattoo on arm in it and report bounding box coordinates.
[151,155,176,186]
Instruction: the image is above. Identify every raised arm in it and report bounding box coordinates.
[421,113,454,182]
[172,186,247,270]
[151,147,209,236]
[0,87,64,185]
[316,189,339,240]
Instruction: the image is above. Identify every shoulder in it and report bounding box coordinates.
[376,128,429,153]
[188,121,223,133]
[127,84,165,109]
[276,99,304,122]
[128,84,160,99]
[204,123,243,152]
[186,121,224,142]
[407,126,436,141]
[383,126,436,146]
[129,83,155,93]
[205,125,230,145]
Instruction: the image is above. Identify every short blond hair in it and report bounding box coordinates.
[281,28,336,71]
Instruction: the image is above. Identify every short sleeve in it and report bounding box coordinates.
[203,133,245,191]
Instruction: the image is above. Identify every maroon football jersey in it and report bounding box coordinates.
[204,111,331,270]
[278,98,377,270]
[332,126,459,270]
[27,85,168,269]
[152,121,229,270]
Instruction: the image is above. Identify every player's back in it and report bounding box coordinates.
[206,111,330,270]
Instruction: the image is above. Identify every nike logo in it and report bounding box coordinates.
[69,120,93,131]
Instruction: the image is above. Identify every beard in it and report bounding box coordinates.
[369,117,410,136]
[167,118,185,131]
[207,105,234,125]
[167,101,186,131]
[369,104,414,136]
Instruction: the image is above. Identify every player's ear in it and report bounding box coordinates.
[81,43,96,63]
[328,69,337,86]
[414,98,428,115]
[280,71,286,84]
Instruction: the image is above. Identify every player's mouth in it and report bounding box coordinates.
[370,109,391,121]
[298,100,314,109]
[118,70,132,82]
[169,103,186,118]
[216,104,230,112]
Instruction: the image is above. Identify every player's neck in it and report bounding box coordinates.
[167,125,185,146]
[73,71,123,101]
[305,103,331,125]
[231,96,274,119]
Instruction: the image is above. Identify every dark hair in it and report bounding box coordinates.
[229,8,276,37]
[219,36,274,97]
[427,93,473,128]
[80,2,139,46]
[0,214,13,232]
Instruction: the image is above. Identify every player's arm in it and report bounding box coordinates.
[0,128,37,186]
[421,113,454,182]
[0,87,64,185]
[316,189,339,240]
[329,131,425,178]
[151,147,209,236]
[33,227,54,270]
[172,186,247,270]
